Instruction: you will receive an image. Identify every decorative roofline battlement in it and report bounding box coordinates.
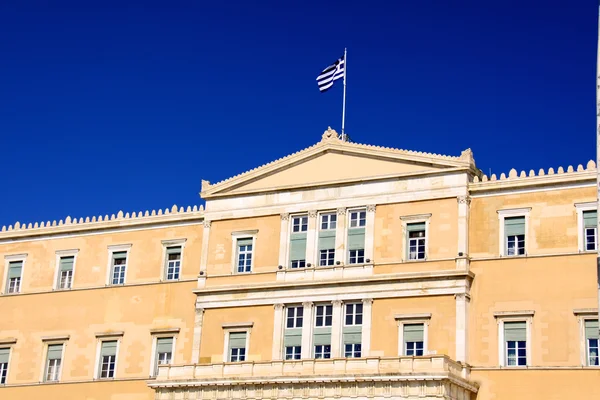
[0,204,204,240]
[471,160,596,183]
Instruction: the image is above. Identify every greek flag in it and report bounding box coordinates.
[316,55,345,92]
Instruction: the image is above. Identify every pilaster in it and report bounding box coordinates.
[361,298,373,357]
[305,211,318,266]
[331,300,344,358]
[456,196,470,270]
[455,293,470,363]
[191,306,205,363]
[272,303,284,360]
[364,205,376,263]
[198,220,211,287]
[335,208,347,264]
[300,302,314,359]
[278,213,290,268]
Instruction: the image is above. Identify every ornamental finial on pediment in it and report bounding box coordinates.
[201,179,211,192]
[321,126,340,142]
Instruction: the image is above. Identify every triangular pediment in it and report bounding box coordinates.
[201,128,476,198]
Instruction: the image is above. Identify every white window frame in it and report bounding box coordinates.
[494,311,534,367]
[39,336,69,383]
[395,313,431,356]
[574,309,599,366]
[284,345,302,360]
[2,254,27,295]
[291,214,309,233]
[575,202,597,252]
[149,328,179,377]
[343,343,362,358]
[400,214,431,262]
[343,302,363,326]
[314,344,331,359]
[497,208,531,257]
[53,249,79,291]
[106,244,132,286]
[319,249,335,266]
[319,212,337,231]
[93,332,123,380]
[161,239,187,281]
[222,322,253,362]
[0,339,16,385]
[348,209,367,228]
[231,231,258,274]
[286,306,304,329]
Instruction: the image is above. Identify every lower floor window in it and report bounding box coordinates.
[100,355,116,378]
[344,343,361,358]
[291,260,306,269]
[0,362,7,384]
[59,270,73,289]
[46,358,61,381]
[506,340,527,366]
[319,249,335,266]
[285,346,301,360]
[230,348,246,362]
[348,249,364,264]
[586,227,597,251]
[405,341,424,356]
[314,345,331,359]
[588,338,599,366]
[7,277,20,293]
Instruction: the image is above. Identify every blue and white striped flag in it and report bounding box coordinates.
[316,55,345,92]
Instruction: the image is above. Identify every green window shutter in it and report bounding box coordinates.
[112,251,127,261]
[318,230,336,251]
[8,261,22,279]
[289,233,307,261]
[237,238,253,247]
[47,344,63,360]
[347,228,365,250]
[342,326,362,344]
[228,332,246,348]
[504,321,526,341]
[156,337,173,354]
[166,247,181,256]
[403,324,424,342]
[0,347,10,363]
[584,211,598,228]
[406,222,425,233]
[59,257,74,272]
[283,328,302,347]
[585,319,599,339]
[505,217,525,236]
[100,341,118,357]
[313,327,332,345]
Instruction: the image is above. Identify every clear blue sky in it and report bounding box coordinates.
[0,1,595,227]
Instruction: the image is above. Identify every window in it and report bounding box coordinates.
[292,216,308,233]
[407,223,426,260]
[344,343,361,358]
[314,345,331,359]
[45,344,63,382]
[154,337,173,376]
[315,305,333,327]
[228,332,247,362]
[286,306,303,328]
[504,321,527,366]
[57,256,74,290]
[403,324,424,356]
[505,217,525,256]
[6,260,23,294]
[98,340,118,379]
[583,210,597,251]
[320,213,337,230]
[319,249,335,266]
[285,345,301,360]
[348,249,364,264]
[236,238,253,273]
[585,319,599,366]
[290,215,308,269]
[349,211,366,228]
[111,252,127,285]
[164,247,182,280]
[345,303,363,325]
[0,347,9,384]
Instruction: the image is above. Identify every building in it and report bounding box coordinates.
[0,128,599,400]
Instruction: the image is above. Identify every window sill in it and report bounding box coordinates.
[277,263,373,282]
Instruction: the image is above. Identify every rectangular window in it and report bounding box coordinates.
[583,210,598,251]
[585,319,599,366]
[286,306,304,328]
[504,321,527,366]
[344,343,362,358]
[228,332,247,362]
[57,256,74,289]
[236,238,253,273]
[348,249,365,265]
[505,216,525,256]
[111,252,127,285]
[0,347,9,384]
[154,337,173,375]
[315,305,333,327]
[320,213,337,230]
[407,222,426,260]
[98,340,118,379]
[319,249,335,266]
[6,261,22,294]
[165,247,182,281]
[314,344,331,359]
[45,343,63,382]
[285,345,301,360]
[347,210,366,264]
[290,216,308,268]
[345,303,363,326]
[349,211,366,228]
[403,324,424,356]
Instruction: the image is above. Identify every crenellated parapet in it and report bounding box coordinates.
[0,204,205,240]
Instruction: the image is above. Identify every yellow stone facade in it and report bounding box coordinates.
[0,128,598,399]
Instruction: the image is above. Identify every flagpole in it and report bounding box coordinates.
[596,5,600,339]
[341,47,347,141]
